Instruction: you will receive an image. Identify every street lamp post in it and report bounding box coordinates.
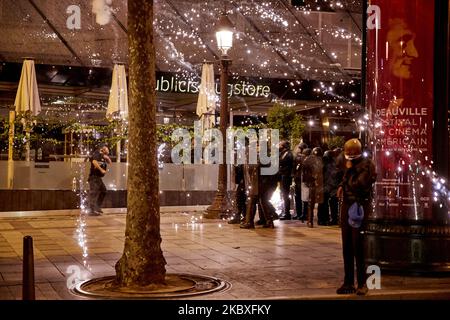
[308,119,314,145]
[205,13,236,220]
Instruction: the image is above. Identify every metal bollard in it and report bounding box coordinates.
[22,236,35,300]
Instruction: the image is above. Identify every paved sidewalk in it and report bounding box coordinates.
[0,208,449,300]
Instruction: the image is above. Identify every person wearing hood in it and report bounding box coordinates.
[336,139,376,296]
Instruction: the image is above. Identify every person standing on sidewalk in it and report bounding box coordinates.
[228,164,246,224]
[240,160,260,229]
[336,139,376,296]
[88,144,111,216]
[318,150,340,225]
[278,141,294,220]
[302,147,324,228]
[293,142,308,221]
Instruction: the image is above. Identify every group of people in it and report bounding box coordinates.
[281,141,342,228]
[228,138,377,295]
[228,139,344,229]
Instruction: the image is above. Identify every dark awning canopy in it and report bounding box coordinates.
[0,0,362,81]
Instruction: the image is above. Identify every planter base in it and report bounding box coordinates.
[72,273,231,299]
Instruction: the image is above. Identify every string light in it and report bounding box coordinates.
[2,1,448,215]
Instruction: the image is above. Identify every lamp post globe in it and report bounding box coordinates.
[216,14,234,57]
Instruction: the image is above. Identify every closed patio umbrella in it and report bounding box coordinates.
[107,63,128,162]
[196,63,217,134]
[10,59,41,162]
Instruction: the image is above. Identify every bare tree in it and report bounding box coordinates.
[115,0,166,286]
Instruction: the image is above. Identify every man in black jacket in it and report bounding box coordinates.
[88,145,111,216]
[336,139,376,296]
[278,141,294,220]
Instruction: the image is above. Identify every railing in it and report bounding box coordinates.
[0,161,226,191]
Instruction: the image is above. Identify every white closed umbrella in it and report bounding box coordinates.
[107,63,128,162]
[196,63,217,133]
[11,59,41,162]
[107,64,128,120]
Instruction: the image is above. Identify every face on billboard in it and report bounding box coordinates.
[367,0,435,220]
[387,19,419,79]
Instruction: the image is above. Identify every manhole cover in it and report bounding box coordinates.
[72,273,231,299]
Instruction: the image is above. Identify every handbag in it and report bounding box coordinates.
[301,182,310,202]
[348,202,364,228]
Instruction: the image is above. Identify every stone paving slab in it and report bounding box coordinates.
[0,209,449,300]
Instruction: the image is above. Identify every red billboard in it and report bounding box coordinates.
[366,0,435,220]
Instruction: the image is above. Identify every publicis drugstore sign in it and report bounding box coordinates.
[366,0,434,220]
[155,72,271,98]
[154,71,360,101]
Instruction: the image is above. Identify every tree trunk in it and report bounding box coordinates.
[115,0,166,286]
